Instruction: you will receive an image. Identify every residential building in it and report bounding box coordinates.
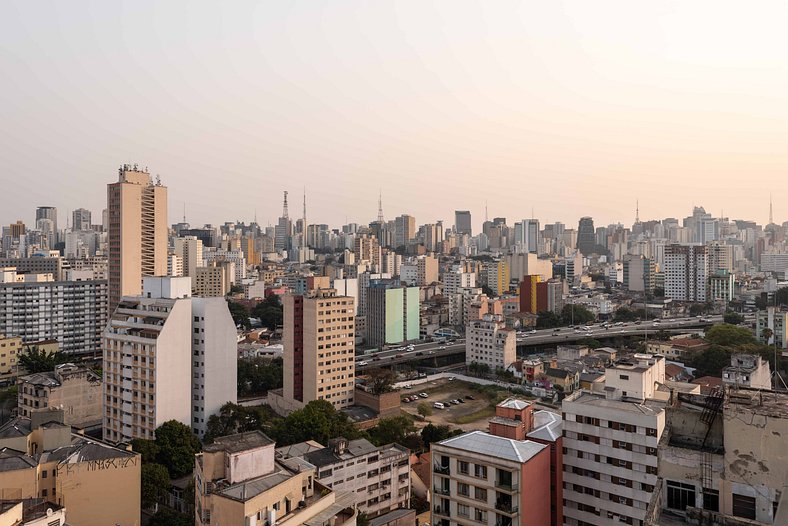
[354,234,381,270]
[561,354,667,526]
[443,267,476,297]
[174,235,204,279]
[466,314,516,371]
[484,260,510,296]
[103,276,236,441]
[276,437,410,518]
[193,264,228,297]
[519,276,564,314]
[664,244,708,302]
[72,208,92,231]
[366,280,419,347]
[706,242,734,274]
[0,333,23,381]
[107,165,168,312]
[275,289,355,414]
[35,207,57,236]
[622,254,655,293]
[431,429,551,526]
[17,364,101,428]
[0,256,64,280]
[505,253,553,284]
[167,253,184,277]
[394,215,416,247]
[195,431,357,526]
[757,307,788,349]
[0,411,140,526]
[0,268,107,356]
[0,499,67,526]
[721,354,771,390]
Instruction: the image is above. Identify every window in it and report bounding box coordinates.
[667,481,696,512]
[620,374,629,380]
[457,504,469,517]
[457,483,470,497]
[732,493,756,520]
[474,487,487,501]
[703,488,719,512]
[474,508,487,522]
[459,461,469,474]
[474,464,487,478]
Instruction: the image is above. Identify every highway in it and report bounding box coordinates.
[355,314,754,371]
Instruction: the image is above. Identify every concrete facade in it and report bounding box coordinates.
[17,364,102,428]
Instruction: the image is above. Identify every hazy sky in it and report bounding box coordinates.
[2,1,787,232]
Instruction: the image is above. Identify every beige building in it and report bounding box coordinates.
[0,411,140,526]
[271,289,355,415]
[17,364,102,428]
[174,235,204,279]
[195,431,358,526]
[0,499,67,526]
[0,333,23,380]
[194,264,228,297]
[466,313,516,371]
[107,165,168,312]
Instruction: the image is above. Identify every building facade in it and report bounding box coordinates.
[17,364,102,428]
[366,281,419,347]
[664,244,708,302]
[466,313,516,371]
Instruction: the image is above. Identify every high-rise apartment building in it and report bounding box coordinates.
[664,244,708,302]
[443,266,476,296]
[454,210,472,236]
[518,275,563,315]
[576,217,596,256]
[72,208,92,231]
[107,165,168,312]
[622,254,656,293]
[707,242,733,274]
[366,280,419,347]
[466,313,516,371]
[483,260,510,296]
[561,354,667,526]
[395,214,416,247]
[279,289,355,412]
[174,235,204,279]
[354,234,381,269]
[103,277,236,441]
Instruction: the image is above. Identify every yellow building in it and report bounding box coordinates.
[0,333,23,380]
[194,264,228,297]
[195,431,357,526]
[0,410,140,526]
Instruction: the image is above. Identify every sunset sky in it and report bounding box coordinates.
[2,1,786,231]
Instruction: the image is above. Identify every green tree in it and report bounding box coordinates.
[366,368,397,395]
[560,304,595,325]
[251,295,284,330]
[653,330,672,341]
[204,403,277,443]
[273,400,359,446]
[227,301,251,329]
[154,421,202,478]
[141,463,171,509]
[689,304,707,316]
[762,327,774,343]
[481,285,496,298]
[468,362,491,376]
[18,346,69,373]
[367,415,418,447]
[723,311,745,325]
[357,512,370,526]
[237,357,283,397]
[613,307,637,322]
[705,324,756,347]
[687,346,731,378]
[536,311,561,329]
[131,438,160,463]
[148,507,192,526]
[420,424,463,449]
[417,402,432,418]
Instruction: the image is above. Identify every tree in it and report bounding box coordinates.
[366,368,396,395]
[273,400,360,446]
[420,424,463,449]
[468,362,491,376]
[237,357,283,397]
[131,438,160,463]
[154,421,202,478]
[204,402,277,443]
[18,346,69,373]
[141,463,171,509]
[367,415,419,447]
[762,327,774,343]
[653,330,672,341]
[417,402,432,418]
[613,307,637,322]
[776,287,788,307]
[227,301,251,329]
[578,338,601,349]
[705,324,756,347]
[536,311,561,329]
[148,507,192,526]
[481,285,496,298]
[688,346,731,378]
[560,304,595,325]
[723,311,745,325]
[357,512,370,526]
[251,295,284,330]
[689,304,707,316]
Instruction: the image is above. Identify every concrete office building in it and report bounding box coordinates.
[576,217,596,256]
[34,207,57,236]
[431,429,551,526]
[506,253,553,284]
[395,215,416,247]
[195,431,358,526]
[466,313,516,371]
[17,364,102,428]
[514,219,540,253]
[72,208,92,231]
[0,267,107,356]
[366,280,419,347]
[277,437,411,518]
[561,354,667,526]
[0,411,140,526]
[0,255,64,280]
[103,277,236,442]
[107,165,168,312]
[622,254,655,293]
[276,289,355,414]
[455,210,472,236]
[174,235,204,279]
[664,244,708,302]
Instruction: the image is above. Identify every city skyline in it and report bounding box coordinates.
[2,1,788,229]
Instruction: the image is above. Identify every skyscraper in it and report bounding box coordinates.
[664,243,709,302]
[35,206,57,233]
[394,214,416,247]
[72,208,92,231]
[455,210,472,236]
[576,216,596,255]
[107,164,168,312]
[274,191,292,252]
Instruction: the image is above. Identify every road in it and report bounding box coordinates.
[355,314,753,371]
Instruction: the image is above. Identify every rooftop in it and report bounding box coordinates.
[527,410,563,442]
[204,430,274,454]
[498,398,530,410]
[438,430,547,464]
[564,391,666,415]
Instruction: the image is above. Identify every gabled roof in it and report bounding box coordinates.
[498,398,530,410]
[438,431,546,464]
[527,410,562,442]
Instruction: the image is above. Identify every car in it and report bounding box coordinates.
[451,399,460,405]
[529,329,536,334]
[404,384,412,389]
[433,402,445,409]
[448,377,455,381]
[428,350,435,355]
[465,395,475,400]
[419,392,428,398]
[357,361,368,366]
[445,401,453,406]
[402,397,411,403]
[438,346,446,350]
[457,398,465,403]
[411,395,420,402]
[415,351,424,356]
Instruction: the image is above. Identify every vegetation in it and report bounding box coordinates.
[150,420,202,478]
[560,304,596,325]
[467,361,492,376]
[687,323,780,377]
[723,311,745,325]
[613,307,648,322]
[227,301,251,329]
[141,463,171,509]
[420,423,463,449]
[366,415,420,450]
[148,507,192,526]
[366,368,397,395]
[273,400,361,446]
[237,357,283,397]
[417,402,432,418]
[704,324,756,347]
[251,295,284,330]
[18,346,69,373]
[777,287,788,306]
[204,403,278,443]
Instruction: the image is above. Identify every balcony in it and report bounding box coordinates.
[494,479,518,492]
[433,463,450,475]
[495,500,519,515]
[433,506,450,517]
[495,518,514,526]
[433,485,451,496]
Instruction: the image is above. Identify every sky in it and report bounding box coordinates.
[2,1,787,233]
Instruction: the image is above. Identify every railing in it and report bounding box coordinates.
[433,485,451,496]
[495,480,518,491]
[495,501,518,514]
[433,505,450,517]
[433,464,450,475]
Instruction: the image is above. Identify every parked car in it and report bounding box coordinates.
[419,392,428,398]
[357,361,368,366]
[465,395,475,400]
[433,402,445,409]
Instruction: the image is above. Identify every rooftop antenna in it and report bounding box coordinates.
[635,200,640,223]
[183,203,186,224]
[282,191,289,219]
[485,201,488,223]
[377,190,384,223]
[769,193,774,224]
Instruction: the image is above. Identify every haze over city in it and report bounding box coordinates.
[2,1,787,230]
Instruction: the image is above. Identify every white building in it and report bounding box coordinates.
[103,276,236,442]
[443,266,476,297]
[664,244,708,302]
[722,354,771,390]
[466,313,516,371]
[561,354,667,526]
[174,235,204,279]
